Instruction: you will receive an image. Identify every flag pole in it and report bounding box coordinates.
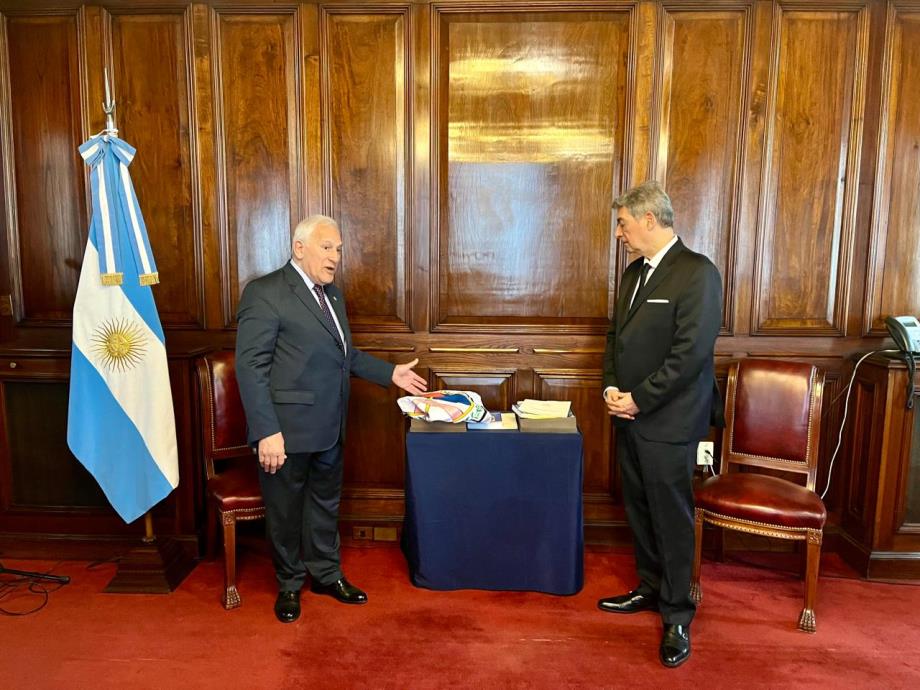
[102,68,117,136]
[143,511,155,544]
[102,67,160,552]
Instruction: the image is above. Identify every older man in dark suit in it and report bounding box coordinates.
[598,181,722,667]
[236,215,426,623]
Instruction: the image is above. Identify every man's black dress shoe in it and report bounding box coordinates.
[274,590,301,623]
[597,590,659,614]
[660,623,691,668]
[310,577,367,605]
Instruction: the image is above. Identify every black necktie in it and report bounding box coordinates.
[630,261,651,309]
[312,284,343,349]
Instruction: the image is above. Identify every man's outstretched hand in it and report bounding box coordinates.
[393,358,427,396]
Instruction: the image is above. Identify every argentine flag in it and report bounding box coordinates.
[67,134,178,523]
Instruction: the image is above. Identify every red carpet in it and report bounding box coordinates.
[1,545,918,689]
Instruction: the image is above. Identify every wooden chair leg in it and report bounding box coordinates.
[206,500,217,560]
[798,530,822,633]
[716,523,726,562]
[221,512,241,609]
[690,508,704,603]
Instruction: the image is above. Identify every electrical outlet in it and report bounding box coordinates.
[697,441,714,466]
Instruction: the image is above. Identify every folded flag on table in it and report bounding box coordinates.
[398,390,491,424]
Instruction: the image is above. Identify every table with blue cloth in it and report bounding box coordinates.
[402,428,584,595]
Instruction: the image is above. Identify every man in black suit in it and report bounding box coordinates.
[598,181,722,667]
[236,214,426,623]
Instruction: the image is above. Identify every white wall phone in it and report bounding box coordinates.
[885,315,920,354]
[885,315,919,409]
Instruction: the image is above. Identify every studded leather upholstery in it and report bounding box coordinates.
[692,358,827,632]
[195,350,265,608]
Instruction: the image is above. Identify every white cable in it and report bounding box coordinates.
[821,349,899,499]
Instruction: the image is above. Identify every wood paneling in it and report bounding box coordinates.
[866,8,920,333]
[342,374,407,487]
[0,351,200,539]
[838,355,920,578]
[3,379,106,508]
[753,5,867,334]
[433,10,629,333]
[3,14,85,323]
[657,8,749,333]
[534,369,615,499]
[628,1,658,187]
[110,9,200,327]
[324,8,410,331]
[432,369,515,412]
[842,376,878,543]
[1,0,920,561]
[215,10,300,321]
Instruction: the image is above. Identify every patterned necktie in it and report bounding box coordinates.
[312,284,343,349]
[630,261,652,309]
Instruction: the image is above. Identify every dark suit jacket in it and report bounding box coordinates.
[603,238,722,443]
[235,262,395,453]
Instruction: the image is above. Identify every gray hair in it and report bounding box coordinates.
[613,180,674,228]
[292,214,339,245]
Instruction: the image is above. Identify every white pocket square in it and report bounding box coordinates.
[647,298,670,304]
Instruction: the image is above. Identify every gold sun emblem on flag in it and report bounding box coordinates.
[91,318,147,372]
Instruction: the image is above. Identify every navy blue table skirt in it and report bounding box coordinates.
[403,430,584,595]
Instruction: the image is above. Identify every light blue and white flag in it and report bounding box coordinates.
[67,134,178,523]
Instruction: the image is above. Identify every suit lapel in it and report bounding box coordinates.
[617,258,644,331]
[282,263,343,347]
[621,239,685,329]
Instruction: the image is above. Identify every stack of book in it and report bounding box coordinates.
[512,399,572,419]
[512,399,577,433]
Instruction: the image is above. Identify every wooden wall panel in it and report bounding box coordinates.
[866,8,920,333]
[342,375,407,487]
[842,377,878,543]
[323,9,410,331]
[432,370,515,412]
[657,7,749,332]
[3,14,85,323]
[753,5,866,334]
[534,370,615,498]
[215,10,300,320]
[109,9,200,326]
[3,379,106,508]
[433,10,629,333]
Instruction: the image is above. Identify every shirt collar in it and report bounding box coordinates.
[290,259,318,291]
[646,235,679,269]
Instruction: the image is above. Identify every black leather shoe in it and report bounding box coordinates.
[274,590,301,623]
[597,590,659,614]
[660,624,691,668]
[310,577,368,605]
